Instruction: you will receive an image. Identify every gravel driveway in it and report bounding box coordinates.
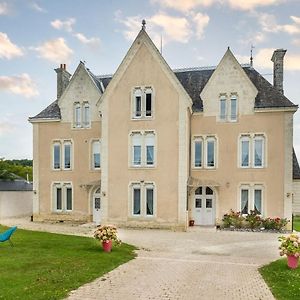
[1,218,278,299]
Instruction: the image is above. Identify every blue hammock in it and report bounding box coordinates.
[0,226,17,247]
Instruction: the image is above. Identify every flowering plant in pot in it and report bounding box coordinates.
[278,234,300,269]
[94,225,121,252]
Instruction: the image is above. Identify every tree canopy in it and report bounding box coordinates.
[0,159,33,181]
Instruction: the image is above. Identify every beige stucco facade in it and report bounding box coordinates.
[30,29,298,229]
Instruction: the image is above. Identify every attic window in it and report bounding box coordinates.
[132,87,154,119]
[73,101,91,128]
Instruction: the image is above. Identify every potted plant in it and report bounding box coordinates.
[278,234,300,269]
[94,225,121,252]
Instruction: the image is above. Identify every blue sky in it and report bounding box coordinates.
[0,0,300,159]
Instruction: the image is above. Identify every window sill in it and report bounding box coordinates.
[129,166,156,169]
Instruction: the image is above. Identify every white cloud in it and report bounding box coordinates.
[0,73,39,98]
[51,18,76,32]
[245,48,300,71]
[151,0,216,12]
[193,12,210,39]
[73,33,101,48]
[33,38,73,63]
[0,2,8,15]
[0,122,15,136]
[30,2,46,13]
[227,0,283,11]
[0,32,24,59]
[152,0,283,12]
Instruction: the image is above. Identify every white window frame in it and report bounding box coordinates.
[53,182,73,212]
[74,102,81,128]
[205,137,216,169]
[238,134,266,168]
[130,182,156,217]
[239,184,264,216]
[53,142,61,170]
[63,141,72,170]
[230,95,238,122]
[130,131,156,168]
[91,139,101,170]
[132,86,154,119]
[193,137,203,168]
[253,135,265,168]
[219,96,227,121]
[82,102,91,128]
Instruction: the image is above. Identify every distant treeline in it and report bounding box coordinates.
[0,159,33,181]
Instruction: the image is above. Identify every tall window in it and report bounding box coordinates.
[53,183,73,212]
[132,87,153,118]
[131,183,155,217]
[194,139,203,167]
[53,143,61,169]
[131,131,155,167]
[63,142,71,169]
[83,102,90,127]
[53,140,72,170]
[230,96,237,121]
[206,138,215,167]
[145,133,154,165]
[220,98,226,120]
[92,140,101,169]
[239,134,265,168]
[74,103,81,128]
[193,136,216,169]
[240,185,263,215]
[218,94,238,122]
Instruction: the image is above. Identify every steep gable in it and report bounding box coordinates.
[200,48,258,116]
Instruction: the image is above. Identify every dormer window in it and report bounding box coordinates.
[73,101,90,128]
[218,94,238,122]
[132,86,154,119]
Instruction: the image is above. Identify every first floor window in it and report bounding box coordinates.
[194,139,202,167]
[53,183,73,212]
[63,142,72,169]
[53,143,61,169]
[131,183,155,217]
[92,140,101,169]
[131,131,155,167]
[240,185,263,215]
[206,138,215,167]
[239,134,265,168]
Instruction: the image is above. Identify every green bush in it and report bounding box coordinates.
[245,210,262,229]
[222,209,244,228]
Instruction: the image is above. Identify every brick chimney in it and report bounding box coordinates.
[54,64,71,99]
[271,49,287,94]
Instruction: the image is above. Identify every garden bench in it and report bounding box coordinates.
[0,226,17,247]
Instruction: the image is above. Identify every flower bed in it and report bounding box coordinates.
[219,209,289,232]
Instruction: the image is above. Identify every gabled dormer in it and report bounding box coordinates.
[200,48,258,121]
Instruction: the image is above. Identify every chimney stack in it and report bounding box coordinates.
[55,64,71,99]
[271,49,287,94]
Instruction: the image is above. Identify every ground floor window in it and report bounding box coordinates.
[53,182,73,212]
[240,184,263,215]
[131,182,155,217]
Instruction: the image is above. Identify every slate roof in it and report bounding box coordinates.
[0,180,33,191]
[293,149,300,180]
[29,99,60,121]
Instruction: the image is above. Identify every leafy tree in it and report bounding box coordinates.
[0,159,33,181]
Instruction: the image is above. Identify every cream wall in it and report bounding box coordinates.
[104,43,187,228]
[34,121,101,222]
[0,191,33,218]
[190,111,286,221]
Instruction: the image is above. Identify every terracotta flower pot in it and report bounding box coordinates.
[102,240,112,252]
[287,255,299,269]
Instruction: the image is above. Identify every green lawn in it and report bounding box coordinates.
[293,215,300,232]
[260,259,300,300]
[0,225,136,300]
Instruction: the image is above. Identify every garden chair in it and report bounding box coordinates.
[0,226,17,247]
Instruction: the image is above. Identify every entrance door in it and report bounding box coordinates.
[93,187,101,225]
[193,186,215,225]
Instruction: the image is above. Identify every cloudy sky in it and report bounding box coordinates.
[0,0,300,160]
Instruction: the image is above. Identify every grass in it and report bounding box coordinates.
[260,259,300,300]
[0,225,136,300]
[293,215,300,232]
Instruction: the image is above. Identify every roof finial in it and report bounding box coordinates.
[142,19,146,30]
[250,44,255,67]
